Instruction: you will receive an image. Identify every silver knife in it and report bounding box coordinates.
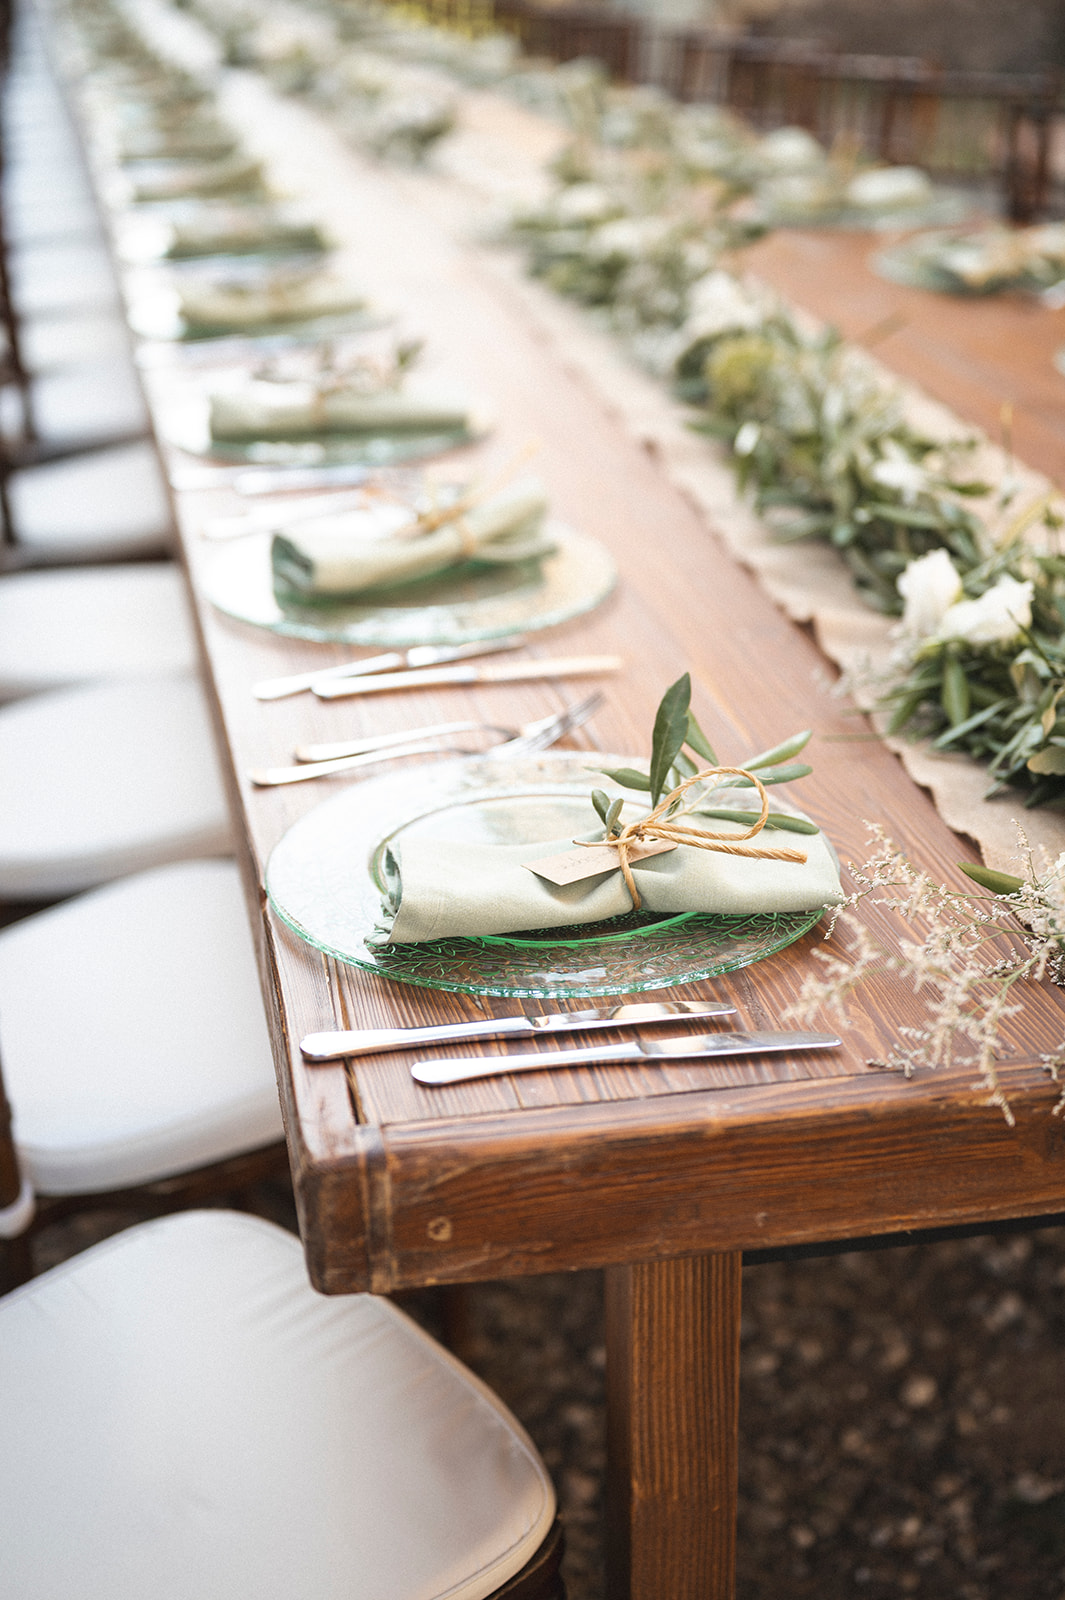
[412,1030,842,1085]
[300,1000,738,1062]
[314,654,622,699]
[253,637,528,701]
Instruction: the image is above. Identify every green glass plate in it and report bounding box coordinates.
[201,523,616,646]
[265,753,826,998]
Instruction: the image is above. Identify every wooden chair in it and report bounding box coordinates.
[0,857,287,1292]
[0,1209,565,1599]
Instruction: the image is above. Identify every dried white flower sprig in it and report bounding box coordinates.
[786,824,1065,1125]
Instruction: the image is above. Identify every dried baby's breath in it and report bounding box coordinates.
[787,823,1065,1124]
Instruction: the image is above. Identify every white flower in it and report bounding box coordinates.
[758,126,824,172]
[897,550,963,638]
[935,575,1034,646]
[870,442,930,505]
[554,185,616,226]
[845,166,933,212]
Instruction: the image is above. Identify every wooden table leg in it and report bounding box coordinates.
[604,1251,742,1600]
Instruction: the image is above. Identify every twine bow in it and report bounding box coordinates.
[401,439,542,545]
[578,766,808,912]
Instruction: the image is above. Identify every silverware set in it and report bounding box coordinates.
[300,1000,841,1083]
[248,692,603,787]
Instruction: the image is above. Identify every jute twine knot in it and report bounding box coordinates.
[578,766,808,912]
[404,440,542,544]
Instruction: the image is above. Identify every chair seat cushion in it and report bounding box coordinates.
[0,860,282,1190]
[9,239,121,318]
[0,563,197,700]
[0,676,232,896]
[21,307,133,370]
[3,356,150,450]
[9,439,173,559]
[0,1211,557,1600]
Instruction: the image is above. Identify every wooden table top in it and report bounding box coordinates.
[124,72,1065,1298]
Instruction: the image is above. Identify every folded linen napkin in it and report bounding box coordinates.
[165,209,327,259]
[179,273,366,335]
[120,123,238,162]
[210,377,466,441]
[272,476,553,597]
[131,153,266,203]
[377,806,843,944]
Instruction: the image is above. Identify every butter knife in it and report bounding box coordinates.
[412,1030,842,1084]
[314,654,622,699]
[300,1000,737,1061]
[253,636,527,701]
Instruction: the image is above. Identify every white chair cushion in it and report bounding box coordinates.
[9,239,121,317]
[0,859,282,1189]
[0,564,197,700]
[0,676,233,897]
[9,439,174,558]
[5,355,150,447]
[21,307,133,370]
[0,1211,557,1600]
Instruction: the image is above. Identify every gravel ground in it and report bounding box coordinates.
[31,1194,1065,1600]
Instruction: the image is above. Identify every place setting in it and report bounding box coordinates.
[124,254,383,346]
[265,673,845,1023]
[194,426,619,645]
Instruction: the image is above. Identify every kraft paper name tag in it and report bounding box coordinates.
[522,838,677,887]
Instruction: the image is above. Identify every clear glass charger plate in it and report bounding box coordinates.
[265,752,826,998]
[201,523,616,645]
[873,232,1011,295]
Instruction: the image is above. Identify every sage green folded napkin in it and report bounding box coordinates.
[131,153,266,203]
[121,124,238,162]
[377,807,843,943]
[165,209,328,259]
[179,273,366,335]
[272,476,553,597]
[210,378,468,441]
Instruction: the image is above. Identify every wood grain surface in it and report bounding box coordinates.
[66,26,1065,1596]
[128,72,1065,1300]
[605,1254,742,1600]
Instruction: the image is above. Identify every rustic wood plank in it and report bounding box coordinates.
[605,1253,742,1600]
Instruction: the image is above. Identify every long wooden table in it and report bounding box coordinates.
[86,43,1065,1600]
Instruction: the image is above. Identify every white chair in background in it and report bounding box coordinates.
[0,858,284,1205]
[0,1209,564,1600]
[0,562,198,701]
[0,675,232,898]
[2,436,175,565]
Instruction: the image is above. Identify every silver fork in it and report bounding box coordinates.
[246,692,603,787]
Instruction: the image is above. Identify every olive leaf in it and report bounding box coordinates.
[649,673,692,804]
[941,653,971,726]
[742,729,812,770]
[959,862,1025,895]
[713,761,813,788]
[596,766,651,791]
[697,807,820,834]
[590,788,614,827]
[684,709,718,764]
